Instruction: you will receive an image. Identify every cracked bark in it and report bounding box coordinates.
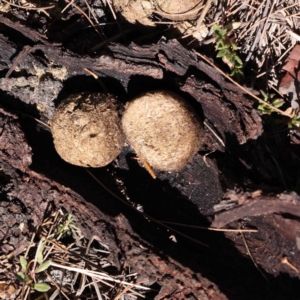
[1,14,300,299]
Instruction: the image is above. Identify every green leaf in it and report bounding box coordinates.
[227,50,235,58]
[67,214,73,222]
[289,115,300,127]
[230,70,237,77]
[235,64,243,69]
[212,24,220,34]
[37,242,46,264]
[269,93,276,98]
[219,28,227,37]
[25,276,32,285]
[215,40,225,49]
[231,43,238,50]
[216,49,228,58]
[230,67,244,79]
[272,99,284,108]
[20,256,28,271]
[234,55,243,65]
[213,25,227,38]
[257,102,272,114]
[217,44,231,50]
[56,224,66,236]
[16,272,25,282]
[69,224,80,231]
[212,24,220,31]
[233,69,244,75]
[260,90,268,100]
[36,260,51,273]
[33,283,51,292]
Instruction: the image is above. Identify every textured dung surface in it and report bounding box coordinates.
[51,93,124,167]
[122,90,203,171]
[112,0,155,26]
[157,0,201,14]
[112,0,201,26]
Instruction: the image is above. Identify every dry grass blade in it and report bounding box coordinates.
[1,0,55,10]
[222,0,300,70]
[92,277,103,300]
[158,220,258,232]
[195,0,212,30]
[137,154,157,179]
[204,120,226,148]
[112,279,149,300]
[86,169,209,247]
[91,28,133,51]
[49,261,150,290]
[104,0,116,19]
[64,0,103,38]
[11,208,152,299]
[240,231,268,281]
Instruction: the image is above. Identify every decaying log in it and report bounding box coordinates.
[109,40,263,145]
[1,14,300,299]
[212,190,300,277]
[0,17,263,148]
[213,191,300,229]
[2,106,300,299]
[0,107,227,299]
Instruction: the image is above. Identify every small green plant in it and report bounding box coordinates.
[55,214,80,238]
[257,90,300,128]
[257,90,284,115]
[213,24,244,79]
[288,113,300,128]
[16,241,51,293]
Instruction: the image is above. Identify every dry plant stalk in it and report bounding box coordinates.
[222,0,300,70]
[13,209,151,299]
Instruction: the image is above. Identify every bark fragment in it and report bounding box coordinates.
[212,190,300,278]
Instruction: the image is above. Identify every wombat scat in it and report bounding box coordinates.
[121,90,203,171]
[51,92,124,168]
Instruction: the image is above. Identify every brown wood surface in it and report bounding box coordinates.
[1,13,300,299]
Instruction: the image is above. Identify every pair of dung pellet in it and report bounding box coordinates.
[51,90,203,171]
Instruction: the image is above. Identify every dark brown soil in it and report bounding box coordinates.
[1,5,300,300]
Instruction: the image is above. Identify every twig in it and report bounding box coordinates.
[83,68,108,93]
[6,45,43,78]
[49,261,151,290]
[137,154,156,179]
[195,0,212,31]
[64,0,102,38]
[240,231,269,281]
[86,169,208,247]
[112,279,149,300]
[281,257,299,273]
[91,28,133,51]
[158,220,258,232]
[204,120,226,148]
[1,0,54,10]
